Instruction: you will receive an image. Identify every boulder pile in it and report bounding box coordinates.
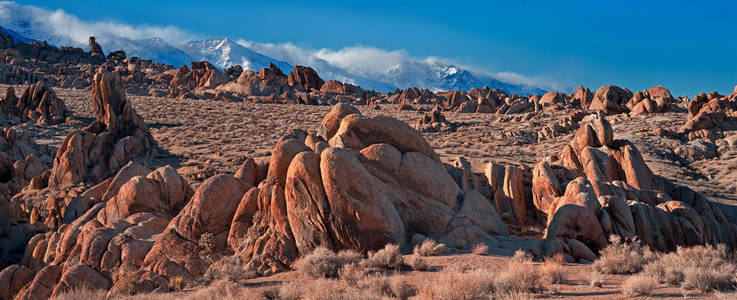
[533,114,737,253]
[48,71,158,187]
[0,82,70,125]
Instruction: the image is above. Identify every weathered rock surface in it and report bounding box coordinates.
[532,112,737,255]
[0,82,69,125]
[48,70,158,187]
[229,103,508,275]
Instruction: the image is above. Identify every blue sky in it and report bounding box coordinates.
[19,0,737,95]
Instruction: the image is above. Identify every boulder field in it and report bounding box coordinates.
[1,67,737,298]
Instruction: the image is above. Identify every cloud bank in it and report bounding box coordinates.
[0,1,194,46]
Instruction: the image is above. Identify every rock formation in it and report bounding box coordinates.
[48,71,158,187]
[532,113,737,253]
[0,82,70,125]
[88,37,105,61]
[229,105,508,274]
[287,65,324,91]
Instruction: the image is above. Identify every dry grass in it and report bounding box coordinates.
[203,255,257,283]
[511,249,533,263]
[408,253,430,271]
[49,288,108,300]
[417,253,541,300]
[494,259,542,295]
[198,232,216,253]
[620,275,658,297]
[418,267,496,300]
[413,239,449,257]
[295,247,362,278]
[361,244,403,270]
[472,243,489,256]
[276,275,413,300]
[642,244,735,292]
[540,259,566,284]
[121,279,252,300]
[338,263,367,284]
[168,276,186,291]
[588,271,604,288]
[593,236,655,275]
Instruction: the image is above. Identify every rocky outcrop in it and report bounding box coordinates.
[48,71,158,187]
[288,65,324,91]
[532,113,737,253]
[88,37,105,61]
[588,85,632,115]
[679,90,737,140]
[142,174,248,279]
[0,82,70,125]
[627,86,674,115]
[230,104,508,275]
[414,105,457,132]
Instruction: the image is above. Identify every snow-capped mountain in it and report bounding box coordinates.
[99,37,194,68]
[0,0,548,95]
[0,26,36,45]
[180,38,292,73]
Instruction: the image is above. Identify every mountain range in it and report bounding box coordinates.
[0,14,546,95]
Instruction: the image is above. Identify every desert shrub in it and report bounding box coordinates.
[417,267,495,300]
[593,235,654,275]
[681,265,735,293]
[338,263,366,284]
[49,288,107,300]
[278,276,408,300]
[199,232,216,253]
[643,244,735,292]
[494,259,541,295]
[295,247,362,278]
[588,271,604,288]
[621,275,658,296]
[358,276,415,300]
[168,276,186,291]
[361,244,403,270]
[413,239,449,256]
[203,255,257,283]
[472,243,489,256]
[511,249,533,263]
[408,253,430,271]
[540,259,566,284]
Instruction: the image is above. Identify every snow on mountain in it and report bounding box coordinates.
[180,38,292,73]
[0,26,37,45]
[100,37,195,68]
[0,0,547,95]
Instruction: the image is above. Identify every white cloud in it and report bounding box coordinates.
[0,1,194,46]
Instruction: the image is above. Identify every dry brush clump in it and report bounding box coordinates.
[588,271,605,288]
[49,288,108,300]
[418,267,496,300]
[203,254,258,283]
[276,275,414,300]
[472,243,489,256]
[620,275,658,297]
[593,235,655,275]
[413,239,449,257]
[540,258,566,284]
[295,247,363,278]
[361,244,404,270]
[643,244,736,292]
[418,252,541,299]
[408,253,430,271]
